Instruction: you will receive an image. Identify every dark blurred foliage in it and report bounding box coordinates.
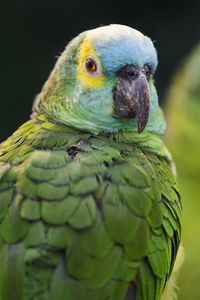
[1,0,200,140]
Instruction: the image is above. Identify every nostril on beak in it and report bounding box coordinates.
[126,67,139,80]
[117,64,138,80]
[127,71,135,78]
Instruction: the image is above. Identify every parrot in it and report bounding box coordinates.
[165,44,200,300]
[0,24,182,300]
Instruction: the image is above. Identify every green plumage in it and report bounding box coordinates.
[0,119,181,300]
[0,24,182,299]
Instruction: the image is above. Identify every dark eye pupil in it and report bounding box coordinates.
[85,58,97,72]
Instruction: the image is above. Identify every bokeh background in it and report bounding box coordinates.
[1,0,200,299]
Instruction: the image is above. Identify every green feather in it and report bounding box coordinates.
[41,196,80,225]
[0,199,29,243]
[0,243,24,300]
[24,221,46,247]
[68,196,96,229]
[20,199,40,221]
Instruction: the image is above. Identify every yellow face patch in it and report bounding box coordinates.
[77,39,105,88]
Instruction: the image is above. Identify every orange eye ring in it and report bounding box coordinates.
[85,57,97,73]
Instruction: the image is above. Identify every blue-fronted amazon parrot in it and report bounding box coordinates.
[165,44,200,300]
[0,24,182,300]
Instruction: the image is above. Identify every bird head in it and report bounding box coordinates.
[33,24,166,135]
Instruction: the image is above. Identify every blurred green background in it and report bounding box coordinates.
[1,1,200,299]
[165,45,200,300]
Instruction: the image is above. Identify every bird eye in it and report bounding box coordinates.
[85,57,97,73]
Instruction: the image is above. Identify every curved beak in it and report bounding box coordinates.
[113,65,150,133]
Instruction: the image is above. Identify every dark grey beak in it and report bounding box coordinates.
[113,64,150,133]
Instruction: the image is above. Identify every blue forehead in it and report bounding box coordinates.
[90,25,158,75]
